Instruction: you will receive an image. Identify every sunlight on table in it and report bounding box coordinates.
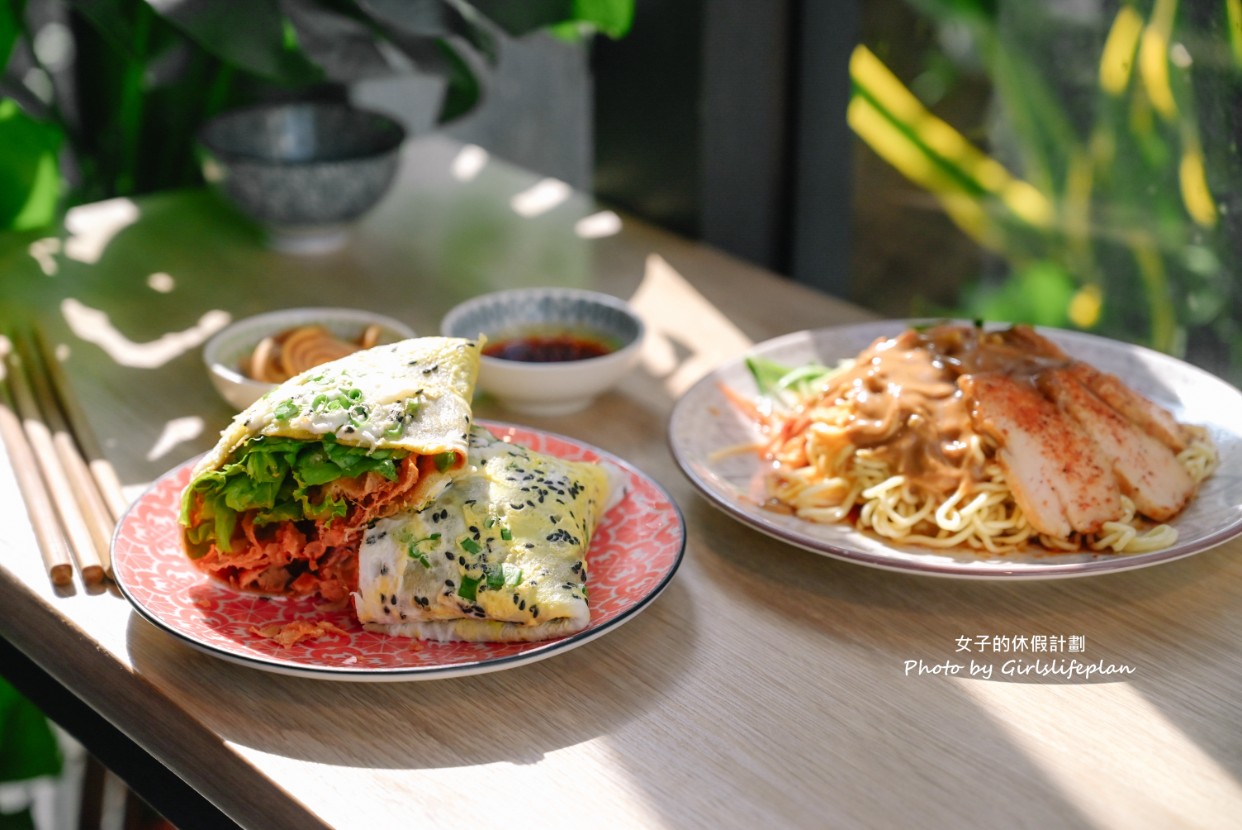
[630,253,754,397]
[60,298,228,369]
[961,679,1242,826]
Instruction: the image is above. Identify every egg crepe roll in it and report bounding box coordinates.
[354,425,614,642]
[180,336,483,602]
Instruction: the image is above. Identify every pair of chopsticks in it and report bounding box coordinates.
[0,325,128,587]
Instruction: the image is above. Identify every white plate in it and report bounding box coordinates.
[113,422,686,679]
[669,320,1242,579]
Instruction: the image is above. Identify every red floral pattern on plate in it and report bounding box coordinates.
[112,422,685,680]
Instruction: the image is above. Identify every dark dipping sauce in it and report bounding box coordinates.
[483,332,614,363]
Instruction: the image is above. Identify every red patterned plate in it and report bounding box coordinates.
[112,422,686,680]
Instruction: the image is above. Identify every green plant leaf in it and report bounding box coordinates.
[959,260,1076,329]
[66,0,148,60]
[282,0,395,81]
[444,0,500,64]
[0,679,63,783]
[357,0,455,35]
[903,0,996,25]
[1,1,24,72]
[570,0,634,38]
[0,100,63,231]
[144,0,323,85]
[432,38,480,122]
[361,0,499,65]
[466,0,569,36]
[458,0,633,40]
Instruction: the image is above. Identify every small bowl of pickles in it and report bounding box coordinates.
[204,307,416,410]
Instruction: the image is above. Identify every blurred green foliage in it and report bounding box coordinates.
[853,0,1241,381]
[0,0,633,230]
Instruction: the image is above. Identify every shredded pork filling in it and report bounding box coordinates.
[190,453,426,600]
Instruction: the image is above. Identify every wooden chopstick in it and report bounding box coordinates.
[17,330,117,578]
[2,332,107,584]
[32,325,130,523]
[0,366,75,586]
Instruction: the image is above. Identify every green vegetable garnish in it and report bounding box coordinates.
[745,356,839,408]
[457,575,480,601]
[404,532,442,568]
[273,400,299,421]
[179,434,406,556]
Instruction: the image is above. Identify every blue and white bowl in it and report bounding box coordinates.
[198,100,406,253]
[441,287,645,416]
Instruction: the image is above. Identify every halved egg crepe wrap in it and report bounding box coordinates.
[179,336,483,602]
[353,425,617,642]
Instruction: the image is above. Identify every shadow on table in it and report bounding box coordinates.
[125,573,697,770]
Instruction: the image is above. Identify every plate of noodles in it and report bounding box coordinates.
[668,319,1242,579]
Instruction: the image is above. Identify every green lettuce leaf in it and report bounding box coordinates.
[179,435,405,555]
[745,356,839,408]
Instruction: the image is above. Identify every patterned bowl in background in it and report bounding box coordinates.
[197,100,406,254]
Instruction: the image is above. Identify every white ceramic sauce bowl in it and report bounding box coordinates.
[441,287,644,416]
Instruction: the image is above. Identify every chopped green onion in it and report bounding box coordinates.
[459,537,482,555]
[273,400,299,421]
[406,532,441,555]
[457,575,480,601]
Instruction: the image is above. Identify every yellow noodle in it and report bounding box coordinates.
[765,396,1213,555]
[745,324,1221,556]
[1178,431,1219,484]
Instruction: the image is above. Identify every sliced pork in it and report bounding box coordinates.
[1038,368,1195,521]
[963,372,1121,537]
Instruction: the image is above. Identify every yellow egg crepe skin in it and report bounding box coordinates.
[195,336,482,478]
[354,425,611,642]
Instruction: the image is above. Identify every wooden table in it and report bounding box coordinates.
[2,136,1240,830]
